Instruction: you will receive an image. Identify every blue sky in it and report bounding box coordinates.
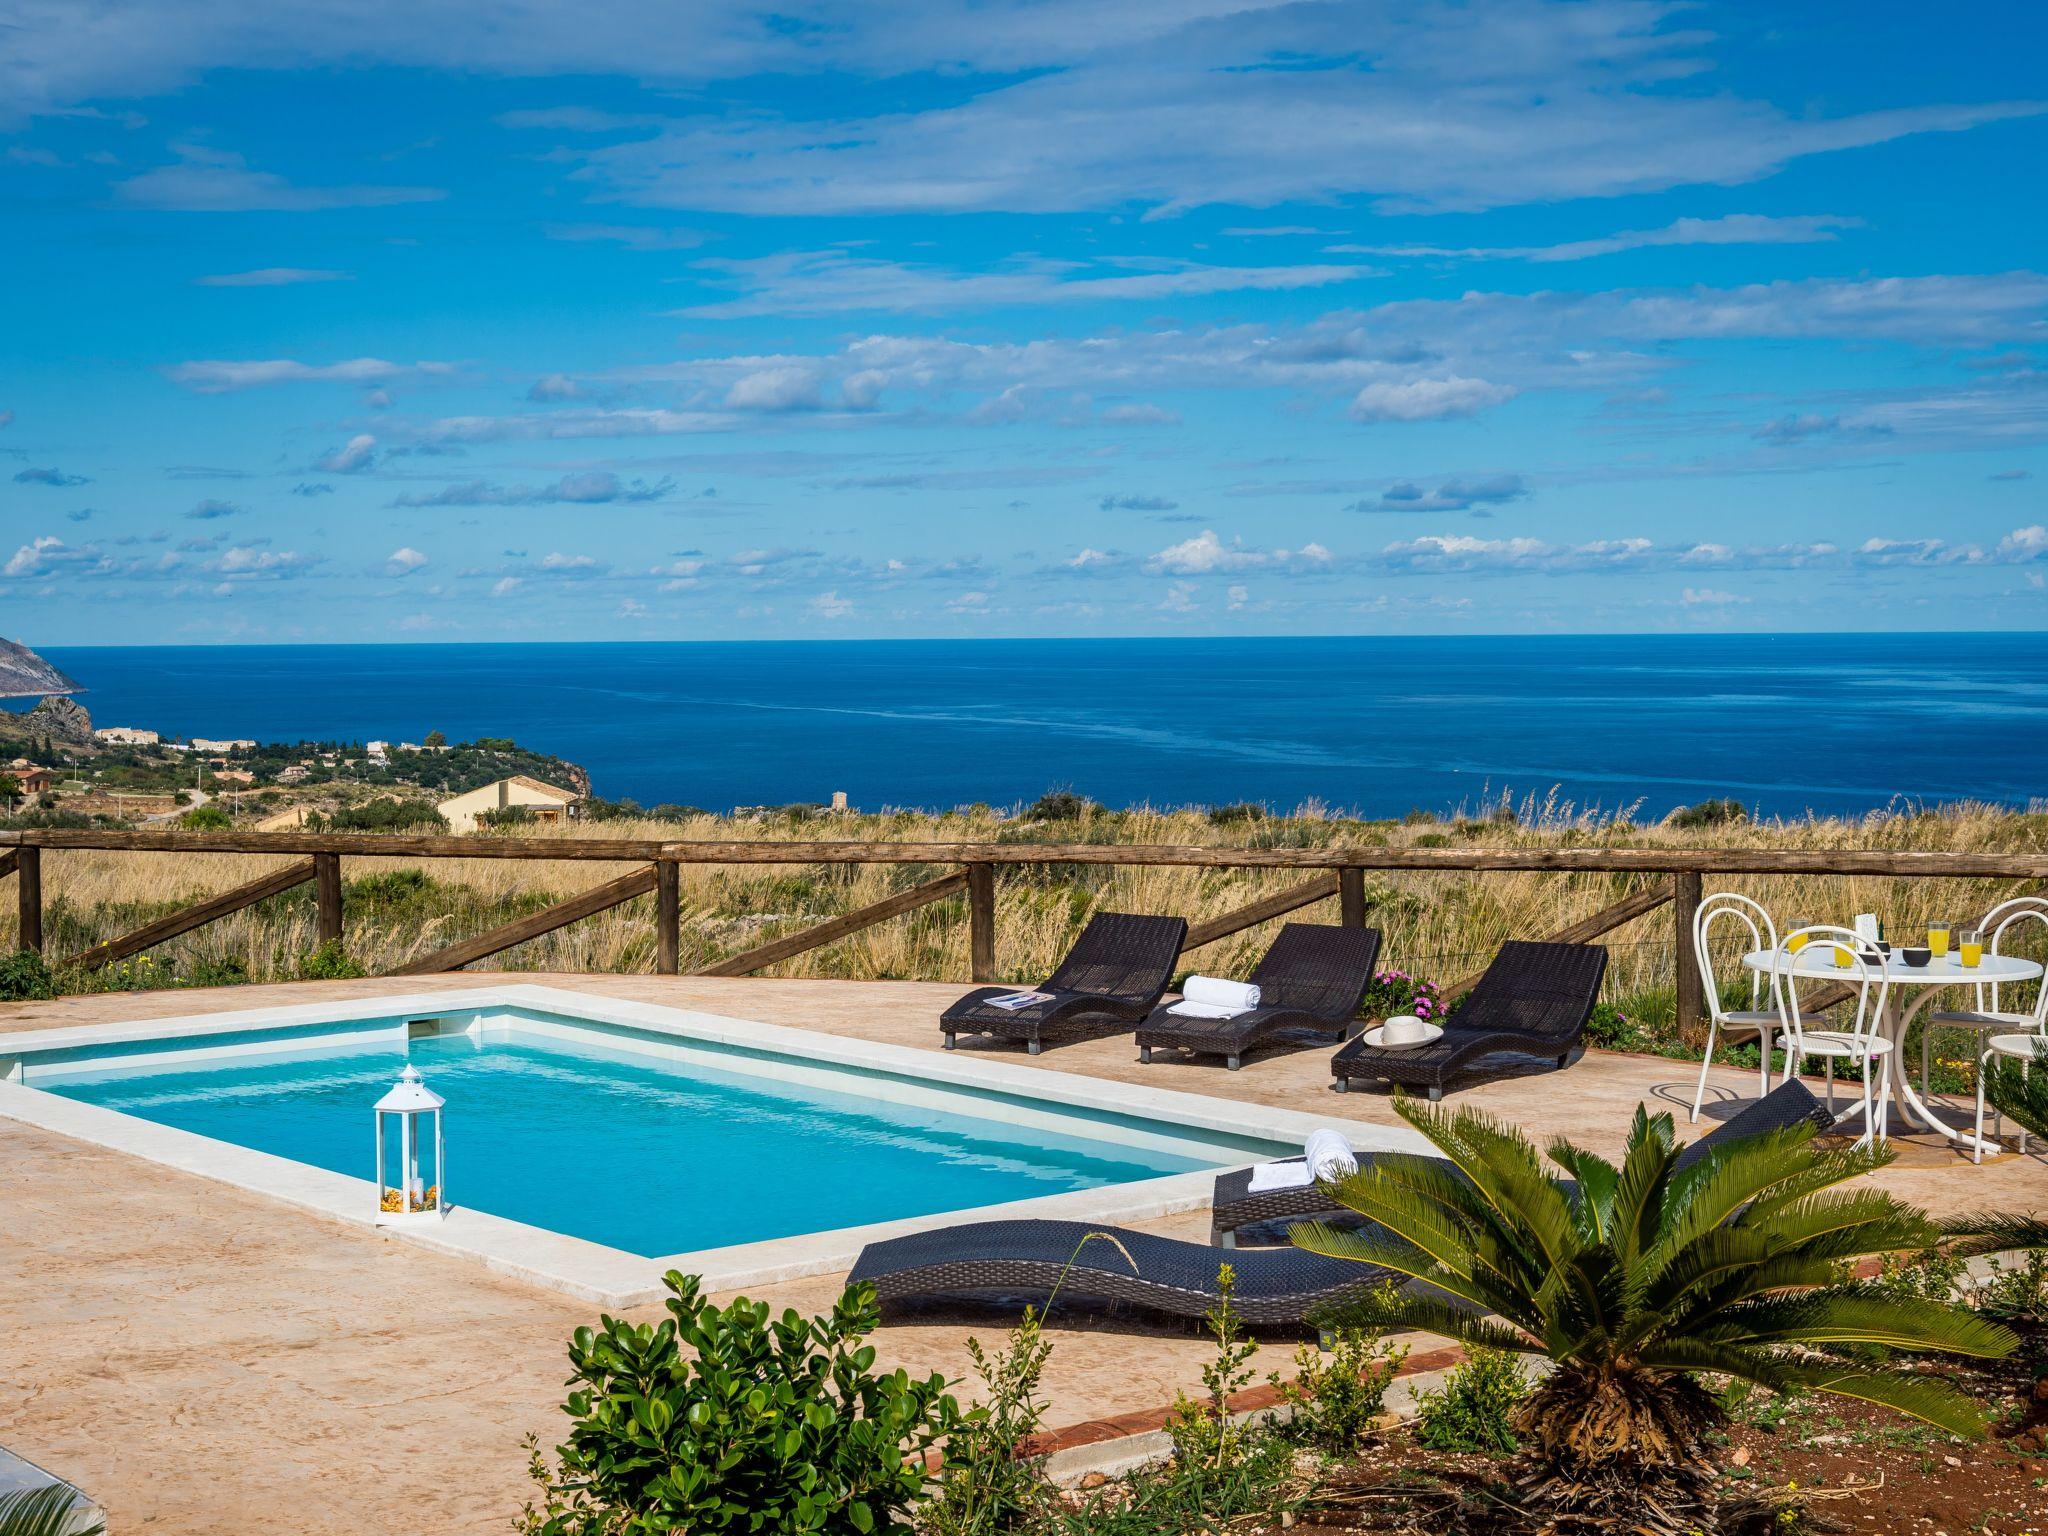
[2,0,2045,644]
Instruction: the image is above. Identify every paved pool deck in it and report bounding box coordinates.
[3,973,2038,1534]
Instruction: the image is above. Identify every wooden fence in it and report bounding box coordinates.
[7,828,2048,1034]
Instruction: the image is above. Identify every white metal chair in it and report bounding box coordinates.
[1775,925,1894,1148]
[1924,897,2048,1096]
[1689,891,1782,1122]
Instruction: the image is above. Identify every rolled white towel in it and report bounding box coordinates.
[1305,1128,1358,1183]
[1183,975,1261,1012]
[1248,1159,1314,1192]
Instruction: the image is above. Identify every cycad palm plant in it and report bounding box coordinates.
[1293,1097,2014,1534]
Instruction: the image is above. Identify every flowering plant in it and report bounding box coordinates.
[1359,967,1445,1021]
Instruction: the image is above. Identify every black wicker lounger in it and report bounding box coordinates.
[1135,922,1383,1071]
[1329,939,1609,1100]
[847,1217,1389,1327]
[1208,1078,1836,1247]
[941,912,1189,1054]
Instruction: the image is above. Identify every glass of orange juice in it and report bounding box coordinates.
[1786,923,1812,954]
[1832,942,1854,968]
[1960,926,1985,968]
[1928,922,1951,960]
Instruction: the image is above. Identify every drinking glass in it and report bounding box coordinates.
[1832,941,1854,969]
[1928,922,1951,960]
[1785,924,1812,955]
[1960,927,1985,969]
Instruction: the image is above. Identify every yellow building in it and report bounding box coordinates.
[436,775,581,834]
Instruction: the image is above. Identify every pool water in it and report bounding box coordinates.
[46,1030,1217,1256]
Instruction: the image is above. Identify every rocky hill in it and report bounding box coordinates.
[0,639,81,699]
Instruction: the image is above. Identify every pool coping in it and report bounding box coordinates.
[0,983,1427,1308]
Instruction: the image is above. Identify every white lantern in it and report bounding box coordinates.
[374,1064,446,1224]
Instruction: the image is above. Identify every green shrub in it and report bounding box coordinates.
[522,1273,958,1536]
[346,868,433,904]
[1025,790,1098,822]
[297,939,365,980]
[179,804,232,829]
[1413,1347,1529,1455]
[328,797,448,832]
[183,955,250,989]
[924,1307,1054,1536]
[0,948,56,1001]
[1206,802,1267,827]
[1164,1263,1261,1472]
[1357,968,1444,1024]
[1664,798,1747,829]
[1275,1313,1409,1455]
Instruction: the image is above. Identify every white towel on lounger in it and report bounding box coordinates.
[1182,975,1261,1012]
[1305,1128,1359,1183]
[1165,999,1244,1019]
[1248,1159,1313,1192]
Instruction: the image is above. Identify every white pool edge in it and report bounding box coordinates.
[0,983,1427,1308]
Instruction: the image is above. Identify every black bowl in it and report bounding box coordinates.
[1902,947,1931,968]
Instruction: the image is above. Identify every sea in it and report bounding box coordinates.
[17,635,2048,821]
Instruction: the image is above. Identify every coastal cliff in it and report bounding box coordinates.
[0,639,81,699]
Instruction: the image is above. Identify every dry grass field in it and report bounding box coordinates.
[7,796,2044,1033]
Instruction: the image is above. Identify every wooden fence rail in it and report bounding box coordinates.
[5,830,2046,1040]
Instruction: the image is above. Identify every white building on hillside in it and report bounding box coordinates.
[437,775,581,834]
[95,727,160,745]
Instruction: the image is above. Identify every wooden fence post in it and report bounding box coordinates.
[1673,869,1703,1043]
[655,861,680,975]
[966,863,996,982]
[16,845,41,955]
[1337,866,1367,928]
[314,853,344,946]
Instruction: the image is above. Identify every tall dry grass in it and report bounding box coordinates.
[6,796,2045,1002]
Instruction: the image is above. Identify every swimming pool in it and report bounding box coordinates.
[42,1027,1216,1256]
[0,985,1414,1304]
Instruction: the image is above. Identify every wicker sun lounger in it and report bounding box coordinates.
[1135,923,1383,1070]
[941,911,1189,1054]
[1330,939,1609,1100]
[1208,1078,1836,1247]
[847,1217,1390,1327]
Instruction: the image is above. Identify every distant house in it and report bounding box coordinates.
[213,768,257,786]
[276,764,311,785]
[8,764,56,793]
[191,737,256,753]
[367,740,390,760]
[437,775,581,834]
[95,726,160,746]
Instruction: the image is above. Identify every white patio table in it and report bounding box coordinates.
[1741,946,2044,1155]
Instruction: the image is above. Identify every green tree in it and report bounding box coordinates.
[424,729,446,747]
[1293,1097,2014,1533]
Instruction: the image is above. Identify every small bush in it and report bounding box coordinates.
[522,1274,958,1536]
[297,939,365,980]
[1414,1347,1529,1454]
[184,955,250,989]
[1025,790,1098,822]
[346,868,432,904]
[1275,1316,1409,1455]
[180,804,233,829]
[1665,797,1747,829]
[0,947,56,1001]
[924,1308,1054,1536]
[329,797,448,832]
[1165,1263,1262,1472]
[1206,802,1267,827]
[1358,968,1445,1023]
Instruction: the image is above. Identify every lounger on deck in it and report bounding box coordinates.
[847,1218,1389,1327]
[1330,939,1608,1100]
[1136,923,1383,1070]
[941,912,1189,1054]
[1209,1078,1836,1247]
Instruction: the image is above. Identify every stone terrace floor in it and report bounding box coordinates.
[4,973,2040,1534]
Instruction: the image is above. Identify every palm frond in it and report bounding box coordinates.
[0,1487,103,1536]
[1393,1096,1583,1274]
[1771,1362,1995,1440]
[1703,1293,2017,1358]
[1324,1290,1541,1358]
[1938,1211,2048,1259]
[1983,1054,2048,1143]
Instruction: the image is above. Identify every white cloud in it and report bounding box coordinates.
[316,433,378,474]
[194,267,352,286]
[1996,525,2048,562]
[810,590,854,619]
[115,144,442,212]
[390,472,672,507]
[1680,587,1749,606]
[386,546,429,573]
[1349,375,1516,424]
[1150,529,1333,574]
[678,250,1373,318]
[212,545,315,577]
[1345,213,1865,265]
[538,552,597,570]
[167,357,454,393]
[724,366,824,412]
[490,576,523,597]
